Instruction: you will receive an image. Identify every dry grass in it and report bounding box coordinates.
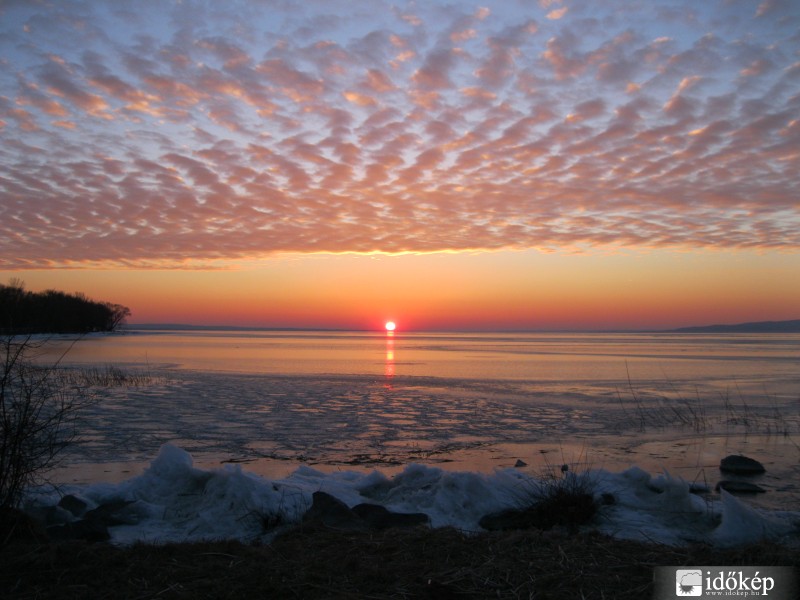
[2,524,797,599]
[615,371,800,437]
[56,364,163,388]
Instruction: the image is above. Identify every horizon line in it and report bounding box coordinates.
[124,318,800,335]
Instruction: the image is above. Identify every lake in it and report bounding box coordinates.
[35,329,800,511]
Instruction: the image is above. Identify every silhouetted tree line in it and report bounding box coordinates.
[0,279,130,334]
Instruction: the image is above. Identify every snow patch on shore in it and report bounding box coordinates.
[31,444,799,547]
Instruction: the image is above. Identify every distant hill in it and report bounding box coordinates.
[671,319,800,333]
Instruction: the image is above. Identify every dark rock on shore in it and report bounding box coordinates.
[303,491,430,532]
[303,491,368,531]
[719,455,766,475]
[58,494,88,517]
[46,499,137,542]
[351,503,428,530]
[83,499,138,526]
[47,518,112,542]
[303,492,430,531]
[716,481,766,494]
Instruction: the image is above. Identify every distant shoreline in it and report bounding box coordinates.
[668,319,800,334]
[125,319,800,334]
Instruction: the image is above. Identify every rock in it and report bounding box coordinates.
[688,482,711,494]
[715,481,766,494]
[83,499,137,526]
[302,492,430,532]
[480,507,536,531]
[26,504,73,527]
[45,499,137,542]
[303,491,367,531]
[514,459,527,468]
[719,455,765,475]
[58,494,87,517]
[351,503,429,529]
[47,519,111,542]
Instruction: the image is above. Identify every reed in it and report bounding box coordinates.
[616,382,799,437]
[55,365,163,388]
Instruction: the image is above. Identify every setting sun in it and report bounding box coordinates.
[385,321,396,332]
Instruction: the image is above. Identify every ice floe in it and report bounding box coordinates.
[26,444,800,547]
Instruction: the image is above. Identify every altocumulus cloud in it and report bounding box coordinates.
[0,0,799,268]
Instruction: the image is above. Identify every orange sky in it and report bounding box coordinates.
[4,249,798,331]
[1,1,799,331]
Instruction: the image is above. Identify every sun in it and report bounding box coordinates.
[385,321,396,332]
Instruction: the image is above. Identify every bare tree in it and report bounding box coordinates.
[104,302,132,331]
[0,336,92,508]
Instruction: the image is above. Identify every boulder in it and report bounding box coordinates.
[302,491,368,531]
[351,503,429,529]
[480,507,538,531]
[83,499,137,526]
[47,519,111,542]
[58,494,88,518]
[719,455,765,475]
[46,499,137,542]
[715,481,766,494]
[302,492,430,531]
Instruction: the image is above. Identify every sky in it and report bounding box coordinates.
[1,0,799,331]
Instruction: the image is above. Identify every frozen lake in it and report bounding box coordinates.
[19,329,798,546]
[35,330,799,511]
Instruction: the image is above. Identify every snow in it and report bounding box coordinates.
[29,444,800,547]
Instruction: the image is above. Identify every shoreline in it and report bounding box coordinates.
[24,443,800,550]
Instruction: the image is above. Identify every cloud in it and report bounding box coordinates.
[35,56,110,116]
[475,20,538,88]
[541,30,587,80]
[343,90,377,106]
[566,99,606,123]
[412,48,458,90]
[546,7,568,20]
[0,0,798,268]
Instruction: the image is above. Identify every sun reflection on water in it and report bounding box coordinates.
[385,331,395,383]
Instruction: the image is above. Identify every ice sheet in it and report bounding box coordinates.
[30,444,800,548]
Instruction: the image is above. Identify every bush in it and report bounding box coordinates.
[480,462,599,532]
[0,336,94,509]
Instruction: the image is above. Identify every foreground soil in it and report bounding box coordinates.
[2,525,797,599]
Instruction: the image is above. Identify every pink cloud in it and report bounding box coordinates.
[475,20,538,88]
[541,31,587,80]
[546,7,568,20]
[35,56,109,116]
[412,48,458,90]
[256,58,326,102]
[15,77,69,117]
[0,0,798,269]
[363,69,396,93]
[343,91,377,106]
